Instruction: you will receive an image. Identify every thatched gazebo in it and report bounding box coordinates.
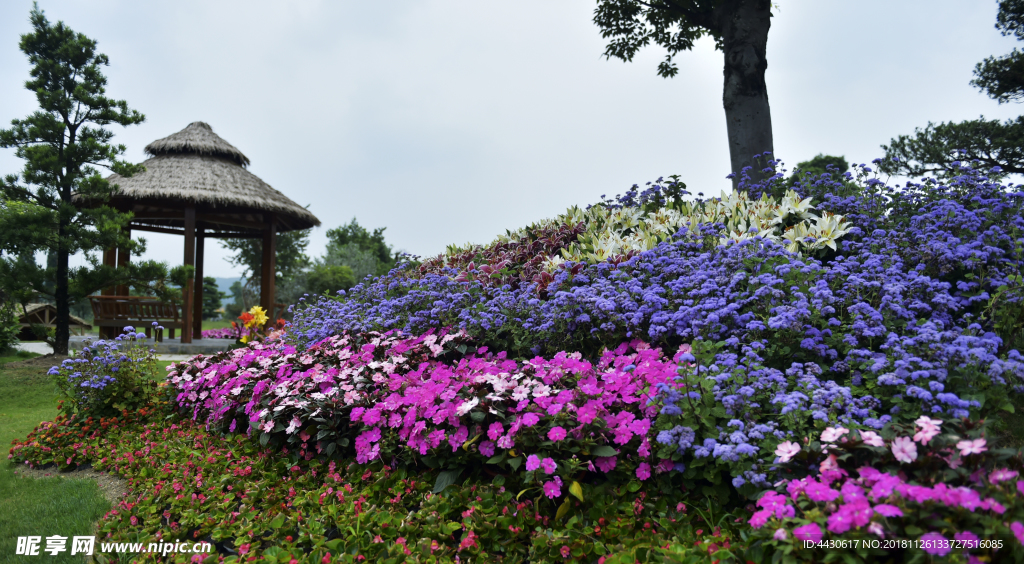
[101,121,320,343]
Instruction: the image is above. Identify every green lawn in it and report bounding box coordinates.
[0,352,111,564]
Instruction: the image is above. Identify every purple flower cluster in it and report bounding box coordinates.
[48,325,158,416]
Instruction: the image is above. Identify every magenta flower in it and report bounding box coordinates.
[748,509,771,528]
[989,468,1019,484]
[520,413,540,427]
[478,441,495,457]
[526,454,541,471]
[656,458,674,473]
[891,436,917,463]
[919,532,951,556]
[859,430,885,447]
[955,531,979,545]
[774,441,800,463]
[636,462,651,481]
[773,528,787,541]
[595,456,616,473]
[827,508,853,534]
[956,438,987,456]
[548,426,567,441]
[839,482,866,503]
[543,477,562,498]
[496,435,514,449]
[844,500,873,527]
[540,457,557,474]
[1011,521,1024,545]
[1017,480,1024,495]
[487,422,504,441]
[560,545,571,558]
[793,523,822,542]
[915,415,943,429]
[804,481,840,502]
[873,504,903,517]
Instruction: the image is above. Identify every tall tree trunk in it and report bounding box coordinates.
[719,0,773,189]
[54,226,70,355]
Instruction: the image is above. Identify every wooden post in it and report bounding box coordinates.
[192,227,205,340]
[182,206,196,344]
[260,214,277,320]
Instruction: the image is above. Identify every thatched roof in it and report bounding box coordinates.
[145,121,250,166]
[104,122,320,233]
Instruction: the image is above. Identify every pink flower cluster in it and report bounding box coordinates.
[200,327,239,339]
[168,329,684,481]
[756,423,1024,555]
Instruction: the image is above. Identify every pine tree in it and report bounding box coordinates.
[0,5,145,354]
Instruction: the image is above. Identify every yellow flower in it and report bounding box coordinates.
[247,306,269,329]
[240,335,250,343]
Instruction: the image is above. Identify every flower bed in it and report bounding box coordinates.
[10,407,716,563]
[168,330,683,491]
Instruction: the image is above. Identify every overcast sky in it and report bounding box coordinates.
[1,1,1020,278]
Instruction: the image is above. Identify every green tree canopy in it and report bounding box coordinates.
[882,1,1024,177]
[0,5,158,353]
[220,229,311,298]
[324,218,396,275]
[593,0,774,185]
[305,265,356,297]
[972,0,1024,103]
[202,277,225,320]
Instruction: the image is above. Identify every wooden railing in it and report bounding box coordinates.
[88,295,183,342]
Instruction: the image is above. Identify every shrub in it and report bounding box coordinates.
[48,325,159,418]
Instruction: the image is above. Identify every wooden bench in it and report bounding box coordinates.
[88,295,183,342]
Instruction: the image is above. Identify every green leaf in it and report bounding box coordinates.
[432,468,463,494]
[486,453,506,465]
[462,433,482,450]
[590,446,617,457]
[555,497,571,520]
[269,515,285,529]
[259,432,270,446]
[421,456,440,468]
[508,457,522,471]
[569,481,584,502]
[626,480,642,493]
[470,411,485,422]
